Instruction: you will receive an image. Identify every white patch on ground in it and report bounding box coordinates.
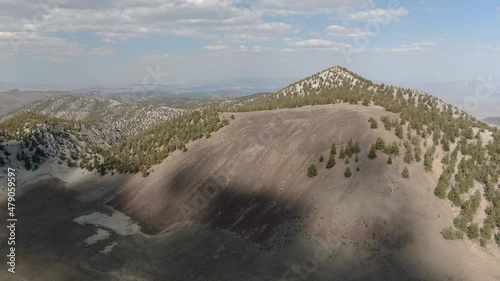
[85,228,110,245]
[100,241,119,254]
[74,212,140,236]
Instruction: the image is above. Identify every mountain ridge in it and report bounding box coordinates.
[0,65,499,281]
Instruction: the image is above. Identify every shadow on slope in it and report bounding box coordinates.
[0,175,454,281]
[107,162,457,281]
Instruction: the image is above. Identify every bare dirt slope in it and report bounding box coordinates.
[2,104,498,281]
[110,104,500,281]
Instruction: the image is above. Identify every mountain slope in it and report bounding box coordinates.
[110,104,500,281]
[7,95,186,139]
[0,66,499,281]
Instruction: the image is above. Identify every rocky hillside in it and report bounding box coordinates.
[0,113,111,185]
[6,95,186,139]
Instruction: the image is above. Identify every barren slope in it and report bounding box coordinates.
[110,104,500,281]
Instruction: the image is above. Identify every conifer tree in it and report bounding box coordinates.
[344,167,352,178]
[369,117,378,129]
[307,164,318,177]
[402,166,410,178]
[368,145,377,159]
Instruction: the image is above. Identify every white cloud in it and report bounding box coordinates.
[286,38,351,51]
[387,41,435,53]
[203,44,230,51]
[326,25,374,38]
[0,0,374,61]
[89,46,116,56]
[246,0,369,15]
[203,44,295,54]
[0,32,85,61]
[347,7,409,22]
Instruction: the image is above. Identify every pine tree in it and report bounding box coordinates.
[387,156,393,165]
[402,166,410,178]
[375,138,385,150]
[396,124,404,139]
[319,154,324,162]
[353,141,361,153]
[307,164,318,177]
[414,145,422,162]
[339,146,345,159]
[424,147,435,172]
[368,146,377,159]
[330,143,337,155]
[369,117,378,129]
[326,158,336,169]
[404,146,414,164]
[467,223,479,239]
[344,167,352,178]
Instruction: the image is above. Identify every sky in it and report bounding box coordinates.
[0,0,499,88]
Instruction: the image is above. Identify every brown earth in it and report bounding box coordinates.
[1,104,499,281]
[109,104,500,281]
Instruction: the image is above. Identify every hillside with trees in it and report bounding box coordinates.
[230,66,499,248]
[1,66,498,249]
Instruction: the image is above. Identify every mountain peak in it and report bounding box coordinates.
[276,65,373,98]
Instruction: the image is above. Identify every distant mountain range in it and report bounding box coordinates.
[484,117,500,126]
[392,80,500,119]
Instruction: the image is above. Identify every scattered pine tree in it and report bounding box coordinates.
[344,167,352,178]
[368,146,377,159]
[369,117,378,129]
[307,164,318,177]
[402,166,410,178]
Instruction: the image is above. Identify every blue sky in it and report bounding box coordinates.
[0,0,499,88]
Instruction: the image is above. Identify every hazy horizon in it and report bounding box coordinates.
[0,1,499,87]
